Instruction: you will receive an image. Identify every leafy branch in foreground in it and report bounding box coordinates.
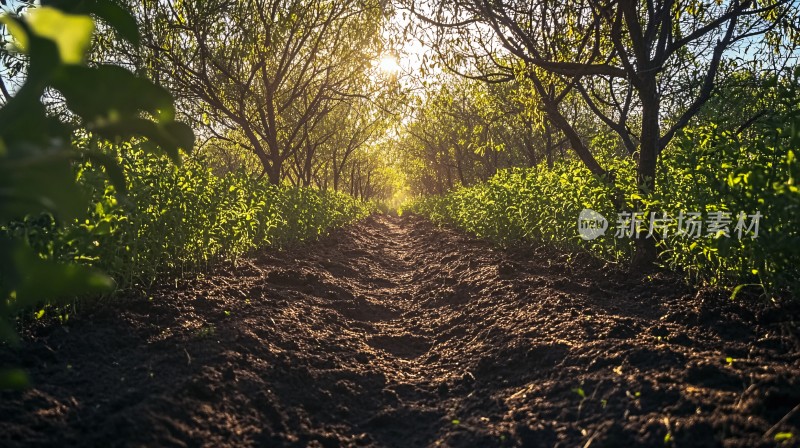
[0,0,194,387]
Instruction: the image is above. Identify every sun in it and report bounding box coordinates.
[378,55,401,74]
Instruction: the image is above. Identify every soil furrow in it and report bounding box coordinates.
[1,214,798,447]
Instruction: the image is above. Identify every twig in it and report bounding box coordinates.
[583,431,599,448]
[735,383,757,409]
[764,402,800,439]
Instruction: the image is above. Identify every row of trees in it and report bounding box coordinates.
[398,0,799,266]
[398,74,614,195]
[118,0,403,201]
[5,0,797,261]
[3,0,405,202]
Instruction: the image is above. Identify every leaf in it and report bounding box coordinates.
[0,15,28,52]
[44,0,140,46]
[6,241,114,311]
[774,432,793,442]
[0,17,62,86]
[93,118,191,163]
[26,6,95,65]
[730,283,761,300]
[53,64,176,122]
[0,91,72,150]
[162,121,196,156]
[0,150,87,222]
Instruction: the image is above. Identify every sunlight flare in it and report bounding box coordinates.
[377,54,401,74]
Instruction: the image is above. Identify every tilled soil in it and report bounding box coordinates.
[1,214,799,447]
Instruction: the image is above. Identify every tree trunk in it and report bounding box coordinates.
[632,78,660,270]
[332,159,339,191]
[455,150,465,185]
[265,161,281,185]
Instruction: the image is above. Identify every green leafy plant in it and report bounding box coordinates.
[9,143,374,291]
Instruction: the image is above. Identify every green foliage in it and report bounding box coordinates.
[406,71,800,296]
[404,159,634,258]
[655,71,800,293]
[7,145,373,290]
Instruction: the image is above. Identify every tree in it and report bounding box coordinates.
[307,97,390,191]
[130,0,387,184]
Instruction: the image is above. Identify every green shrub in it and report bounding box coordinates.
[404,160,635,260]
[6,144,373,291]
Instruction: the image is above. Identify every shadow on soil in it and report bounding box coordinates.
[1,214,799,447]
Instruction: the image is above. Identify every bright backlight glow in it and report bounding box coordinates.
[378,55,401,74]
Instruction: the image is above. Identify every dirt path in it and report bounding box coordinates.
[1,214,799,447]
